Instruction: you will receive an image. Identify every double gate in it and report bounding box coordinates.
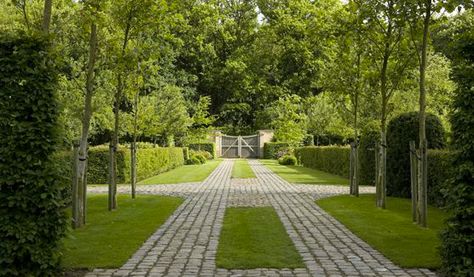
[221,134,259,158]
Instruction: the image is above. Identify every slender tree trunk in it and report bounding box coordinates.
[73,23,98,228]
[376,44,390,209]
[409,141,418,222]
[418,0,431,227]
[131,90,139,199]
[42,0,52,33]
[109,21,131,210]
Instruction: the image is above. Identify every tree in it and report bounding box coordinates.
[268,95,307,145]
[42,0,52,32]
[73,1,100,228]
[359,0,414,208]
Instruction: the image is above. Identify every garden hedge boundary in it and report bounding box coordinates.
[295,146,350,178]
[0,33,68,276]
[264,142,290,159]
[188,143,216,159]
[295,146,454,207]
[56,146,185,184]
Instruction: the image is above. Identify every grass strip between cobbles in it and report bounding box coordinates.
[317,194,448,269]
[231,159,256,178]
[217,207,304,269]
[260,159,349,185]
[62,194,183,269]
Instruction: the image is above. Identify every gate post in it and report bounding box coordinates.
[238,136,242,158]
[257,130,274,158]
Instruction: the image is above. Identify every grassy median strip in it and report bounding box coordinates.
[62,194,183,269]
[260,159,349,185]
[231,159,256,178]
[139,159,221,184]
[217,207,304,269]
[317,194,448,269]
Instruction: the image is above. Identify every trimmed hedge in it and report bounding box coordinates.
[264,142,290,159]
[295,146,350,178]
[56,146,184,184]
[386,112,446,198]
[0,33,68,276]
[359,129,380,186]
[188,143,216,159]
[427,150,455,207]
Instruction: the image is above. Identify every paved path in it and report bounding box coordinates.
[86,160,436,277]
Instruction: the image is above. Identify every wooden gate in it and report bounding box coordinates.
[221,134,259,158]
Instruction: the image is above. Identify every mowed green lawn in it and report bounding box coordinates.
[260,159,349,185]
[62,194,183,269]
[231,159,256,178]
[217,207,304,269]
[139,159,221,184]
[317,194,448,269]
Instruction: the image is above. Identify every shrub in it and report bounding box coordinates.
[54,146,184,184]
[303,134,314,146]
[190,150,212,160]
[427,150,455,207]
[186,156,202,165]
[278,155,297,165]
[295,146,350,178]
[188,143,216,159]
[264,142,290,159]
[437,12,474,276]
[194,154,207,164]
[0,33,68,276]
[386,112,446,198]
[359,128,380,186]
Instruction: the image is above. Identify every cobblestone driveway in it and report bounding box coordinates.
[86,159,436,277]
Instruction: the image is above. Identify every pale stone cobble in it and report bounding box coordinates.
[84,159,437,277]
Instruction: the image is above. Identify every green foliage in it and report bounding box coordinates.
[188,143,216,159]
[386,112,446,198]
[56,146,184,184]
[436,10,474,277]
[0,33,68,276]
[183,147,190,161]
[186,156,203,165]
[427,150,456,208]
[278,155,297,166]
[295,146,350,178]
[268,95,307,145]
[359,126,380,186]
[263,142,290,159]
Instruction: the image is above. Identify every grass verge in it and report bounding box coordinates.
[231,159,256,178]
[317,194,448,269]
[260,159,349,185]
[139,159,221,184]
[217,207,304,269]
[62,194,183,269]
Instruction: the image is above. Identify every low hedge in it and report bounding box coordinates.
[295,146,455,207]
[188,143,216,159]
[295,146,350,178]
[56,146,184,184]
[264,142,290,159]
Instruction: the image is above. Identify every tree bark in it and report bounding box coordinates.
[417,0,431,228]
[73,22,98,229]
[409,141,418,222]
[42,0,52,33]
[131,89,139,199]
[109,20,132,209]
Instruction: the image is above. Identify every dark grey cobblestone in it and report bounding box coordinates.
[84,159,437,277]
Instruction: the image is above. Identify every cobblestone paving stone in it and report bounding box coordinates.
[84,159,437,277]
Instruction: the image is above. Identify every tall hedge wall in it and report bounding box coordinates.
[359,129,380,186]
[264,142,290,159]
[386,112,446,198]
[57,146,184,184]
[0,33,68,276]
[188,143,216,159]
[295,146,350,178]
